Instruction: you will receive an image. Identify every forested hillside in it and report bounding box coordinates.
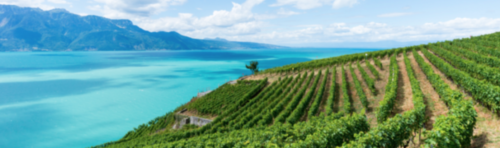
[94,32,500,147]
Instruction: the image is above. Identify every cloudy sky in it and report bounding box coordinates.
[2,0,500,47]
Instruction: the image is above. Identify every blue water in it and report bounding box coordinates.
[0,48,381,148]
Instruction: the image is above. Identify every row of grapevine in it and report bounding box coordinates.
[422,47,500,112]
[308,69,328,119]
[259,46,412,74]
[155,113,369,148]
[286,71,322,124]
[413,49,477,147]
[257,73,308,125]
[365,59,380,79]
[403,51,426,132]
[120,112,176,141]
[376,55,399,123]
[453,38,500,58]
[275,72,314,123]
[229,77,290,129]
[202,79,270,134]
[442,41,500,69]
[186,78,267,134]
[225,79,280,128]
[185,80,263,115]
[341,66,352,113]
[342,51,427,147]
[374,57,383,69]
[93,79,268,147]
[208,79,270,131]
[357,61,376,95]
[325,68,337,115]
[349,64,368,109]
[96,32,500,148]
[429,44,500,86]
[241,77,295,128]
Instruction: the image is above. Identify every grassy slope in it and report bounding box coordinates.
[95,32,500,148]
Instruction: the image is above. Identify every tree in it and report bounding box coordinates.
[246,61,259,74]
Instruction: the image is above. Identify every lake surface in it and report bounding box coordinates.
[0,48,381,147]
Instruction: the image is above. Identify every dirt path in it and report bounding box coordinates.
[352,64,373,99]
[318,69,333,116]
[271,72,312,125]
[393,53,414,115]
[372,58,390,101]
[363,57,391,126]
[345,65,362,113]
[301,72,324,121]
[351,63,379,126]
[417,51,458,90]
[408,52,448,130]
[335,66,344,113]
[361,63,377,80]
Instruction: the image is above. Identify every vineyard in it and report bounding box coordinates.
[94,32,500,147]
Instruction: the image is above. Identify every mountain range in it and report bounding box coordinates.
[0,5,285,51]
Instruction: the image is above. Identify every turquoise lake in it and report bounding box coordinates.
[0,48,381,147]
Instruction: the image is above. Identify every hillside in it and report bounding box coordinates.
[0,5,285,51]
[94,32,500,147]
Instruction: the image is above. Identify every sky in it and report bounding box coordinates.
[1,0,500,47]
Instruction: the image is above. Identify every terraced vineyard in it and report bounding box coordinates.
[95,32,500,147]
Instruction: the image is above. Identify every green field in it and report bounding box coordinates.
[94,32,500,148]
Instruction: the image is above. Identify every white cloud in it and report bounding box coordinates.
[332,0,358,9]
[89,0,186,19]
[378,12,413,18]
[0,0,70,10]
[47,0,67,4]
[270,0,330,10]
[277,8,299,15]
[270,0,358,10]
[217,17,500,46]
[137,0,265,37]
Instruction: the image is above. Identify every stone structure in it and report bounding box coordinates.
[172,113,212,129]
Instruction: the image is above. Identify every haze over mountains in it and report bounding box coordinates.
[0,5,285,51]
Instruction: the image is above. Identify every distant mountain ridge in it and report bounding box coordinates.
[0,5,286,51]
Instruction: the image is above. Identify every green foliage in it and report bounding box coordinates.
[453,36,500,58]
[308,69,328,119]
[342,51,427,148]
[442,41,500,69]
[241,77,294,128]
[349,64,368,109]
[245,61,259,74]
[258,73,308,125]
[365,60,380,79]
[358,62,376,96]
[325,68,337,115]
[208,78,268,129]
[429,43,500,86]
[376,55,399,123]
[185,80,262,115]
[229,77,289,129]
[374,58,383,69]
[403,51,426,129]
[413,49,477,147]
[341,66,352,113]
[286,70,322,124]
[154,113,368,148]
[95,32,500,148]
[275,73,314,123]
[120,112,176,141]
[259,47,404,74]
[422,47,500,112]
